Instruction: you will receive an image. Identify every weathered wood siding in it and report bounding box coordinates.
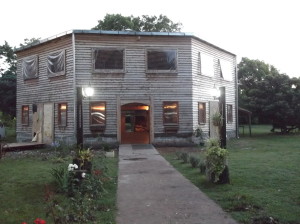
[16,35,75,143]
[191,38,237,138]
[75,34,194,143]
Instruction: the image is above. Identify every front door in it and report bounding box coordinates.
[43,103,54,144]
[121,103,150,144]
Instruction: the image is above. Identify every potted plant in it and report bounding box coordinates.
[212,112,223,127]
[73,148,93,173]
[102,143,115,158]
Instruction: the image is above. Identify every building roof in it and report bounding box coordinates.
[15,29,236,56]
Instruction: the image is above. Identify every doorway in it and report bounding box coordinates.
[121,103,150,144]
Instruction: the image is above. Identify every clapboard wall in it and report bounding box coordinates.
[16,35,75,143]
[191,38,237,138]
[74,34,194,144]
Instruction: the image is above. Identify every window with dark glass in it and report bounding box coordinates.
[163,102,179,124]
[47,50,65,77]
[94,49,124,70]
[90,102,106,127]
[147,50,177,71]
[227,104,233,123]
[22,105,29,125]
[198,102,206,124]
[58,103,67,127]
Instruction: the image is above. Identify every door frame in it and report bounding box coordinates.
[117,98,153,144]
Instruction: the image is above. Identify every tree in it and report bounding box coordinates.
[238,57,300,130]
[0,41,16,117]
[19,37,41,48]
[0,38,40,117]
[92,14,182,32]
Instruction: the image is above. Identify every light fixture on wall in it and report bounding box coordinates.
[210,84,220,100]
[82,85,94,98]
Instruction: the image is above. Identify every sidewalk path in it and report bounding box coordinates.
[116,144,238,224]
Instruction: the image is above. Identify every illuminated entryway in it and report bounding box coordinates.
[121,103,150,144]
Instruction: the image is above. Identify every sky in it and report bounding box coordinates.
[1,0,299,77]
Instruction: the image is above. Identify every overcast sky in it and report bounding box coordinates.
[1,0,299,77]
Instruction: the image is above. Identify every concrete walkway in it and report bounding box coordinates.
[116,144,238,224]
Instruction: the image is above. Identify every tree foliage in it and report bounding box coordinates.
[0,41,16,117]
[238,57,300,129]
[92,14,182,32]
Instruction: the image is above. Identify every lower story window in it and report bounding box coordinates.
[58,103,67,127]
[90,102,106,131]
[163,101,179,132]
[198,102,206,124]
[227,104,233,123]
[22,105,29,125]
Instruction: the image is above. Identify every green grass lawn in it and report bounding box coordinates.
[162,125,300,224]
[0,151,118,224]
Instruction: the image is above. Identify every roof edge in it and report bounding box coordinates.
[15,29,236,56]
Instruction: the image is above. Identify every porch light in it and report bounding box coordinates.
[82,86,94,97]
[210,84,220,100]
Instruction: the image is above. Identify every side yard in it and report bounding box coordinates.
[0,149,118,224]
[159,125,300,224]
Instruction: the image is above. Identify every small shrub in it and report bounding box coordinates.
[206,138,220,148]
[181,152,189,163]
[189,156,200,168]
[205,146,229,183]
[175,151,182,160]
[199,161,206,174]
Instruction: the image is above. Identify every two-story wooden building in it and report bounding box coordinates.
[15,30,237,146]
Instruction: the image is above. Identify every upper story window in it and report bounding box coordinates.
[93,49,124,72]
[198,102,206,124]
[21,105,29,125]
[147,50,177,73]
[220,59,233,81]
[22,55,38,80]
[227,104,233,123]
[47,50,65,77]
[90,102,106,131]
[58,103,67,127]
[200,53,214,77]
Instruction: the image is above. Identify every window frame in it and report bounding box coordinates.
[89,101,106,131]
[227,104,233,123]
[22,55,39,80]
[21,105,29,126]
[92,48,125,73]
[58,103,68,127]
[198,102,206,124]
[163,101,179,125]
[47,49,66,78]
[146,49,178,74]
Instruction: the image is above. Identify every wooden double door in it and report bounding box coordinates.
[121,103,150,144]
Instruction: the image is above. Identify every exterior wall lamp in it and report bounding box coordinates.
[210,84,220,100]
[82,86,94,98]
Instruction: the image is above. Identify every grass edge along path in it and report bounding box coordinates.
[161,129,300,224]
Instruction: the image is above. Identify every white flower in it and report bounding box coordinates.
[81,172,86,178]
[73,164,78,169]
[68,164,74,171]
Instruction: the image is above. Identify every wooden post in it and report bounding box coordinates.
[219,87,226,148]
[77,87,83,147]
